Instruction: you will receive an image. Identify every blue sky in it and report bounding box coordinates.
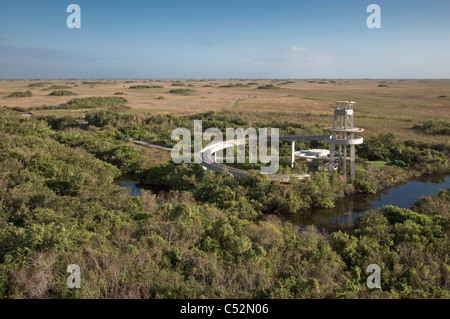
[0,0,449,78]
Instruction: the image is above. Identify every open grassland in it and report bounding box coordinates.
[1,78,449,145]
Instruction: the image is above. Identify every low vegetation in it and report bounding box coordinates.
[413,120,450,136]
[81,81,112,85]
[45,85,72,90]
[29,97,129,111]
[129,85,163,89]
[219,83,250,88]
[48,90,77,96]
[257,84,279,90]
[169,89,195,95]
[28,82,50,88]
[7,91,33,98]
[62,97,129,110]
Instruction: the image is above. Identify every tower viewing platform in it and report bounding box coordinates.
[192,100,364,182]
[323,101,364,180]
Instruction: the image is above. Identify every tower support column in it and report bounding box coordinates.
[324,101,363,181]
[350,145,356,180]
[291,141,295,168]
[328,136,335,173]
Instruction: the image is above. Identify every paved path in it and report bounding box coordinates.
[221,95,248,111]
[131,139,173,151]
[197,136,321,182]
[132,134,326,182]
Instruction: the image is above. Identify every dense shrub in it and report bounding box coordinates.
[7,91,33,98]
[331,205,450,298]
[257,84,279,90]
[62,97,128,110]
[10,106,28,112]
[45,85,72,90]
[81,81,111,85]
[219,83,249,88]
[85,111,121,127]
[169,89,195,95]
[28,82,49,88]
[357,133,448,173]
[25,97,130,111]
[48,90,77,96]
[413,120,450,136]
[0,106,448,299]
[411,189,450,217]
[39,115,79,130]
[129,85,163,89]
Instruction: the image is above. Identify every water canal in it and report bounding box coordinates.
[288,174,450,232]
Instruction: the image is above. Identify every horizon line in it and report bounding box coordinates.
[1,77,450,81]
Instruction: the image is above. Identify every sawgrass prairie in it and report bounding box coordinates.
[1,78,449,144]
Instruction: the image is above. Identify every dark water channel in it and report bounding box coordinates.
[121,174,450,233]
[121,182,143,197]
[286,174,450,233]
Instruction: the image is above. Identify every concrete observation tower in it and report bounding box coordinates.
[196,100,364,182]
[323,101,364,180]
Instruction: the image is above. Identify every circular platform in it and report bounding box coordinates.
[295,149,330,160]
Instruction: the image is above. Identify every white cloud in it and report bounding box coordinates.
[252,46,337,67]
[291,46,308,52]
[287,46,336,65]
